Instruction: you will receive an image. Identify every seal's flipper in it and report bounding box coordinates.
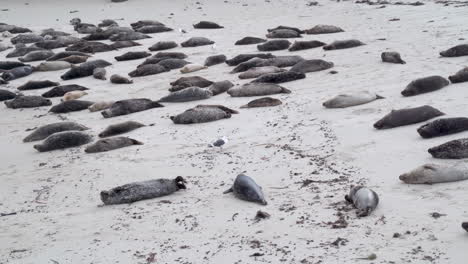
[376,94,385,99]
[223,187,233,194]
[344,195,352,203]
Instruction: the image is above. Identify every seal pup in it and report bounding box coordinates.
[0,89,16,101]
[240,97,282,108]
[374,105,444,129]
[159,87,212,102]
[5,95,51,109]
[428,138,468,159]
[62,91,88,101]
[252,71,305,84]
[235,37,266,45]
[417,118,468,138]
[89,101,114,112]
[193,21,223,29]
[2,66,34,81]
[208,80,234,95]
[18,80,60,91]
[223,174,267,205]
[128,64,169,77]
[180,64,207,74]
[181,37,214,47]
[18,50,54,62]
[289,59,334,73]
[115,51,151,61]
[101,98,163,118]
[305,25,344,34]
[0,61,26,70]
[257,40,291,51]
[99,121,145,137]
[440,44,468,57]
[381,52,406,64]
[42,84,89,98]
[33,131,92,152]
[100,177,187,205]
[148,41,177,51]
[23,122,88,142]
[345,186,379,217]
[266,29,301,39]
[169,76,213,92]
[85,137,143,153]
[401,76,449,96]
[225,53,275,66]
[110,74,133,84]
[323,91,384,108]
[399,163,468,184]
[204,54,227,67]
[61,60,112,80]
[238,66,286,79]
[93,68,107,80]
[170,105,238,124]
[227,83,291,97]
[34,61,71,71]
[110,40,141,49]
[323,39,365,50]
[49,100,94,113]
[288,40,326,51]
[448,67,468,83]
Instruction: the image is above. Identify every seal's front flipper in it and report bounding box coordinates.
[223,187,233,194]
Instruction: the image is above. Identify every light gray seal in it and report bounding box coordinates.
[227,83,291,97]
[266,29,301,39]
[58,55,89,64]
[417,118,468,138]
[93,68,107,80]
[440,44,468,57]
[128,64,169,77]
[18,50,54,62]
[99,121,145,138]
[257,40,291,51]
[148,41,178,51]
[34,61,72,71]
[0,89,16,101]
[344,186,379,217]
[33,131,92,152]
[159,87,212,103]
[288,40,326,51]
[235,37,266,45]
[17,80,59,91]
[100,176,187,205]
[208,80,234,95]
[323,39,365,50]
[193,21,223,29]
[110,74,133,84]
[381,52,406,64]
[240,97,282,108]
[289,59,334,73]
[322,91,384,108]
[115,51,151,61]
[223,174,267,205]
[238,66,286,79]
[170,105,238,124]
[399,163,468,184]
[401,76,449,96]
[61,60,112,80]
[181,37,215,47]
[252,71,305,84]
[49,100,94,113]
[42,84,89,98]
[428,138,468,159]
[2,66,34,81]
[449,67,468,84]
[85,137,143,153]
[23,122,89,142]
[204,54,227,67]
[101,98,164,118]
[5,95,51,109]
[305,25,344,34]
[374,105,444,129]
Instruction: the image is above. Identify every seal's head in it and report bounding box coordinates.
[399,164,437,184]
[33,143,45,152]
[174,176,187,190]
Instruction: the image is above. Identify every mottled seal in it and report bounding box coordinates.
[115,51,151,61]
[223,174,267,205]
[23,122,88,142]
[181,37,215,47]
[61,60,112,80]
[154,51,188,59]
[34,61,72,71]
[5,95,51,109]
[225,53,275,66]
[288,40,326,51]
[93,67,107,80]
[169,76,213,92]
[42,84,89,98]
[252,71,305,84]
[136,25,173,34]
[305,25,344,34]
[228,83,291,97]
[148,41,178,51]
[46,51,90,61]
[99,121,145,138]
[268,26,304,34]
[2,66,34,81]
[204,54,227,67]
[257,40,291,51]
[98,19,118,27]
[448,67,468,83]
[58,55,90,64]
[373,105,444,129]
[18,50,54,62]
[109,32,151,41]
[110,74,133,84]
[128,64,169,77]
[238,66,286,79]
[10,33,44,45]
[33,131,92,152]
[131,20,165,30]
[156,59,191,70]
[266,29,301,39]
[381,52,406,64]
[100,177,187,205]
[85,137,143,153]
[66,41,115,53]
[0,89,16,101]
[323,91,384,108]
[63,91,88,101]
[440,44,468,57]
[193,21,223,29]
[399,163,468,184]
[180,64,207,73]
[240,97,282,108]
[0,61,26,70]
[89,101,115,112]
[417,118,468,138]
[17,80,59,91]
[170,105,238,124]
[0,42,12,52]
[110,40,142,49]
[344,186,379,217]
[401,76,449,97]
[101,98,163,118]
[289,59,334,73]
[235,37,266,45]
[159,87,212,102]
[428,138,468,159]
[6,46,45,58]
[323,39,365,50]
[208,80,234,95]
[49,100,94,113]
[234,55,305,73]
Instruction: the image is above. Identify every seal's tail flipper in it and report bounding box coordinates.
[376,94,385,100]
[223,187,233,194]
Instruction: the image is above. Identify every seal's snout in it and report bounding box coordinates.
[399,173,407,182]
[373,121,383,129]
[175,176,187,189]
[261,200,268,206]
[33,144,42,152]
[100,191,109,204]
[101,110,110,118]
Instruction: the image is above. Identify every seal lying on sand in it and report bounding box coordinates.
[223,174,267,205]
[417,118,468,138]
[169,76,213,92]
[42,84,89,98]
[101,98,163,118]
[448,67,468,83]
[374,105,444,129]
[193,21,223,29]
[228,83,291,97]
[63,91,88,101]
[323,39,365,50]
[238,66,286,79]
[268,26,304,34]
[381,52,406,64]
[180,64,207,73]
[252,71,305,84]
[266,29,301,39]
[159,87,212,103]
[34,61,71,71]
[2,66,33,81]
[401,76,449,96]
[171,105,238,124]
[23,122,88,142]
[323,91,384,108]
[33,131,92,152]
[208,80,234,95]
[240,97,282,108]
[428,138,468,159]
[235,37,266,45]
[0,61,27,70]
[289,59,333,73]
[61,60,112,80]
[18,80,59,91]
[110,74,133,84]
[128,64,168,77]
[148,41,177,51]
[305,25,344,34]
[204,54,227,67]
[88,101,114,112]
[288,40,326,51]
[100,177,187,205]
[0,89,16,101]
[345,186,379,217]
[93,68,106,80]
[18,50,54,62]
[181,37,214,47]
[257,40,291,51]
[399,163,468,184]
[440,44,468,57]
[5,95,51,109]
[49,100,94,113]
[225,53,275,66]
[115,51,151,61]
[85,137,143,153]
[99,121,145,138]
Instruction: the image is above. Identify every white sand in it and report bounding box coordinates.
[1,0,467,263]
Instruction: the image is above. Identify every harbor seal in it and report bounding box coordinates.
[110,74,133,84]
[5,95,51,109]
[110,40,142,49]
[440,44,468,57]
[66,41,115,53]
[7,46,44,58]
[0,61,27,70]
[89,101,114,112]
[204,54,227,67]
[11,33,44,44]
[181,37,215,47]
[463,222,468,232]
[34,61,71,71]
[374,105,444,129]
[252,71,305,84]
[417,118,468,138]
[0,42,12,52]
[323,91,384,108]
[448,67,468,83]
[399,163,468,184]
[131,20,164,29]
[238,66,286,79]
[99,121,145,138]
[156,59,191,70]
[289,59,334,73]
[49,100,94,113]
[235,37,267,45]
[136,25,173,34]
[193,21,223,29]
[42,84,89,98]
[401,76,449,96]
[148,41,178,51]
[101,98,163,118]
[109,32,151,41]
[257,40,291,51]
[159,87,212,102]
[115,51,151,61]
[428,138,468,159]
[231,56,304,73]
[208,80,234,95]
[0,89,16,101]
[223,174,267,205]
[2,66,34,81]
[57,55,89,64]
[288,40,326,51]
[240,97,282,108]
[98,19,118,27]
[228,83,291,97]
[85,137,143,153]
[33,131,92,152]
[226,53,275,66]
[169,76,213,92]
[18,50,54,62]
[100,177,187,205]
[128,64,169,77]
[154,51,188,59]
[381,51,406,64]
[305,25,344,34]
[61,60,112,80]
[170,105,238,124]
[23,122,88,142]
[93,68,107,80]
[18,80,59,91]
[268,26,304,34]
[63,91,88,101]
[266,29,301,39]
[323,39,365,50]
[344,186,379,217]
[46,51,90,61]
[180,64,207,74]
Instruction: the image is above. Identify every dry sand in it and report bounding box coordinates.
[1,0,467,263]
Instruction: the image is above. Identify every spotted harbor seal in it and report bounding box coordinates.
[204,54,227,67]
[11,33,44,44]
[93,68,107,80]
[159,87,212,102]
[268,26,304,34]
[156,59,191,70]
[448,67,468,83]
[223,174,267,205]
[5,95,51,109]
[61,60,112,80]
[170,105,238,124]
[181,37,215,47]
[7,46,45,58]
[399,163,468,184]
[0,42,12,52]
[323,39,365,50]
[46,51,90,61]
[128,64,169,77]
[323,91,384,108]
[208,80,234,95]
[288,40,326,51]
[2,66,34,81]
[305,25,344,34]
[85,137,143,153]
[100,177,187,205]
[101,98,163,118]
[33,131,92,152]
[193,21,223,29]
[381,52,406,64]
[0,61,27,70]
[257,40,291,51]
[115,51,151,61]
[34,61,72,71]
[131,20,164,29]
[109,32,151,41]
[228,83,291,97]
[344,186,379,217]
[18,50,54,62]
[63,91,88,101]
[136,25,173,34]
[417,118,468,138]
[266,29,301,39]
[0,89,17,101]
[98,19,118,27]
[23,122,88,142]
[401,76,449,96]
[240,97,282,108]
[66,41,115,53]
[440,44,468,57]
[154,51,188,59]
[290,59,334,73]
[42,84,89,98]
[49,100,94,113]
[169,76,213,92]
[180,64,207,74]
[89,101,115,112]
[99,121,145,138]
[226,53,275,66]
[58,55,90,64]
[428,138,468,159]
[110,40,142,49]
[252,71,305,84]
[235,37,266,45]
[231,56,302,73]
[110,74,133,84]
[17,80,59,91]
[148,41,178,51]
[238,66,286,79]
[373,105,444,129]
